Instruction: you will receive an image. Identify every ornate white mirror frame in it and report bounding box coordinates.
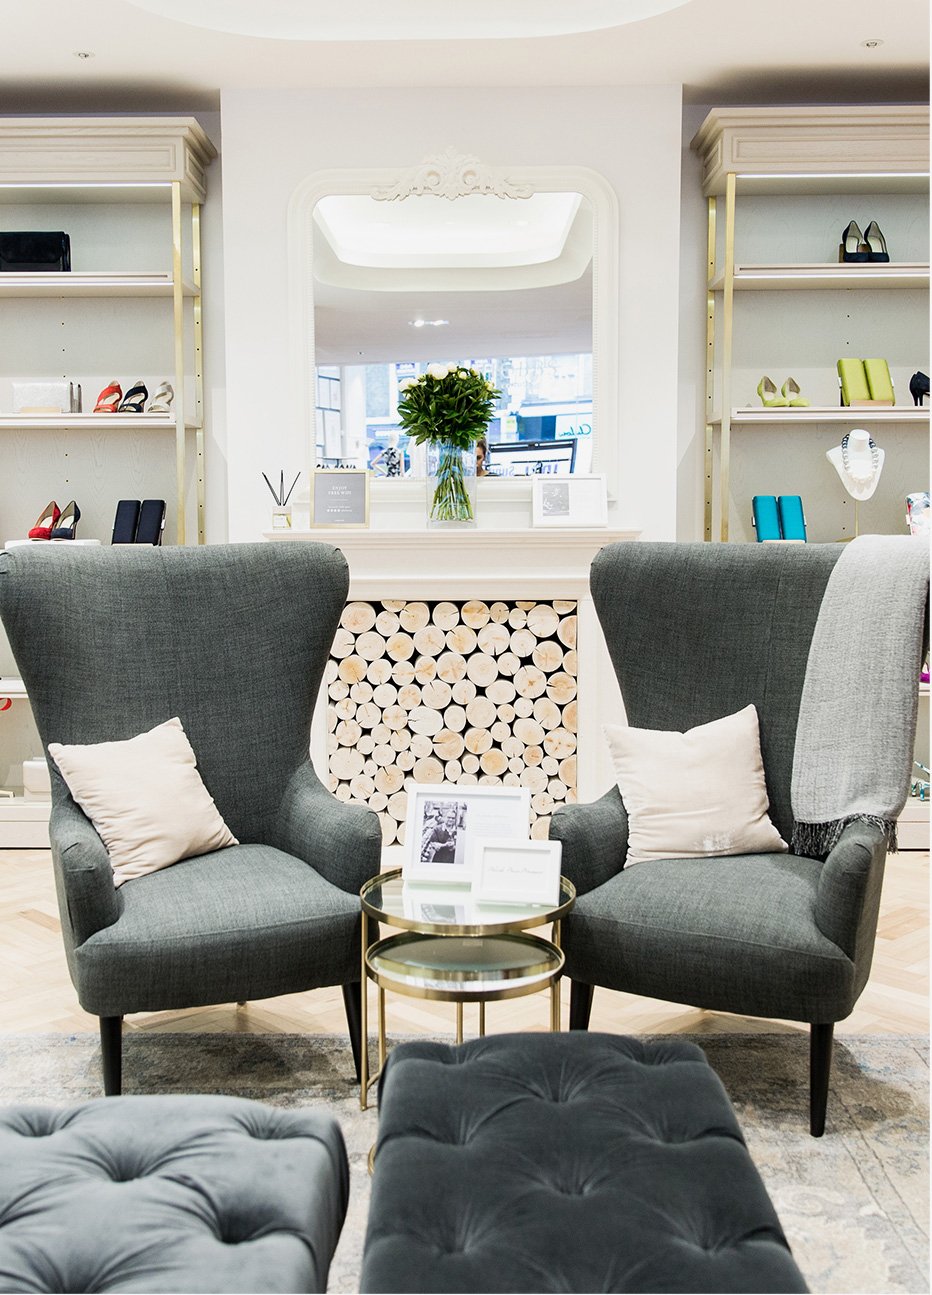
[287,152,620,508]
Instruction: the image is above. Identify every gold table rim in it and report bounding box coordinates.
[365,930,565,1003]
[360,867,576,934]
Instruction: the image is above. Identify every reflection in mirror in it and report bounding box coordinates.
[311,192,593,477]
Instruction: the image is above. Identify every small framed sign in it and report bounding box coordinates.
[311,469,370,528]
[473,838,562,906]
[403,782,531,886]
[531,473,607,528]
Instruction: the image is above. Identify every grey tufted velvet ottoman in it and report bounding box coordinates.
[361,1033,808,1293]
[0,1095,349,1293]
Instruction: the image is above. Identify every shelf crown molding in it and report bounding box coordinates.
[0,116,216,202]
[691,105,930,196]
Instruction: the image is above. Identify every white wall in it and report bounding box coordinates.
[218,86,684,541]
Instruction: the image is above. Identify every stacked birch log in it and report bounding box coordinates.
[325,598,578,845]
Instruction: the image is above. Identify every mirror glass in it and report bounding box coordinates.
[312,191,593,478]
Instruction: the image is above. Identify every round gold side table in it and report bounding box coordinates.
[358,868,575,1108]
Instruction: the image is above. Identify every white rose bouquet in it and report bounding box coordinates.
[396,364,501,521]
[396,363,500,449]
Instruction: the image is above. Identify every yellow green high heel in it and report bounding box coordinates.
[757,376,788,407]
[781,377,810,407]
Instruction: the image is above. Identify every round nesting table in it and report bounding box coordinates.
[358,868,575,1108]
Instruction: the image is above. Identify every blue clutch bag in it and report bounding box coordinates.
[778,495,807,541]
[751,495,781,541]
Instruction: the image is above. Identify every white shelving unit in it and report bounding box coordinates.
[691,106,930,542]
[0,118,216,847]
[0,678,49,848]
[0,117,216,547]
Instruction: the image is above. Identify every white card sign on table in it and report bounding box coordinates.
[473,837,562,906]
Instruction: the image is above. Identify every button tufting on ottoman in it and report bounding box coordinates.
[0,1094,349,1294]
[361,1033,808,1294]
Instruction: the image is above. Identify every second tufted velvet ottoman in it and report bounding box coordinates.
[0,1094,349,1294]
[361,1032,808,1293]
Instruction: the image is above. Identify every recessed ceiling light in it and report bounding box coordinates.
[410,319,450,328]
[73,50,95,59]
[860,38,884,48]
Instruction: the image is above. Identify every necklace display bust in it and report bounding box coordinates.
[826,430,885,501]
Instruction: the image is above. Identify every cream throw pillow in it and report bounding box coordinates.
[48,717,238,887]
[604,704,788,866]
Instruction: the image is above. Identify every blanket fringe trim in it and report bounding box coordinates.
[791,815,898,860]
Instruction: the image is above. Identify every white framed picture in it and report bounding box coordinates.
[532,473,607,528]
[473,838,562,906]
[403,782,531,886]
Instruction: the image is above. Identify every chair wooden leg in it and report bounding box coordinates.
[809,1022,834,1137]
[100,1016,123,1096]
[342,982,363,1083]
[569,981,594,1030]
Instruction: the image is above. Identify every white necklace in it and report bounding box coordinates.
[840,432,879,483]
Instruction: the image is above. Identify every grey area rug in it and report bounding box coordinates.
[0,1032,927,1295]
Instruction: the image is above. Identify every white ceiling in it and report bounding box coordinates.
[1,0,928,111]
[4,0,924,367]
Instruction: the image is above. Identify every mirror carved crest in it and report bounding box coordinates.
[372,147,533,203]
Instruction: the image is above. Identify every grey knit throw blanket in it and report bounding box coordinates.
[791,534,929,858]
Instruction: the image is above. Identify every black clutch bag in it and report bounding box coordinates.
[0,231,71,272]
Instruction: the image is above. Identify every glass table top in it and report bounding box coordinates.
[361,867,575,934]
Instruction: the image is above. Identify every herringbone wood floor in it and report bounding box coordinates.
[0,848,927,1040]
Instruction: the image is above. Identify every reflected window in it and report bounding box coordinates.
[314,352,592,476]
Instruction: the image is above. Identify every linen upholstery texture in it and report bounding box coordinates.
[0,1095,349,1293]
[0,543,382,1018]
[361,1033,808,1294]
[550,542,897,1026]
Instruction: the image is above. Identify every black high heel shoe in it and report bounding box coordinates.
[50,500,80,540]
[863,220,890,263]
[909,371,929,406]
[117,380,148,413]
[839,220,868,263]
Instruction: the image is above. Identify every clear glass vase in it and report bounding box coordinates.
[425,440,478,526]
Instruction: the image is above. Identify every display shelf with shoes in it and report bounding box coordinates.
[692,105,929,541]
[0,117,215,546]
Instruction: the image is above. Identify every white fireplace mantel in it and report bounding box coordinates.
[263,527,638,599]
[265,526,636,809]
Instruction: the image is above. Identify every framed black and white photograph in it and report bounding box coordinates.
[310,469,370,528]
[403,782,531,886]
[473,838,562,905]
[532,473,608,528]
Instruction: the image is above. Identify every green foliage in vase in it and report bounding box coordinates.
[396,363,501,449]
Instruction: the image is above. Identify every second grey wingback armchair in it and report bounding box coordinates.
[0,541,382,1094]
[551,540,927,1136]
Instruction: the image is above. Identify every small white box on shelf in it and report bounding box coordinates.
[22,757,51,802]
[12,381,71,414]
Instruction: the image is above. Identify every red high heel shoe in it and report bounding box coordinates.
[94,381,122,413]
[28,500,61,540]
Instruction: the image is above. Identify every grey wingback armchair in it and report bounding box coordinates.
[551,541,927,1136]
[0,542,382,1095]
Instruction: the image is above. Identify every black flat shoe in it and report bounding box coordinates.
[863,220,890,263]
[839,220,869,263]
[50,500,80,540]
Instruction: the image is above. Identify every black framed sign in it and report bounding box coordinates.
[310,469,370,528]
